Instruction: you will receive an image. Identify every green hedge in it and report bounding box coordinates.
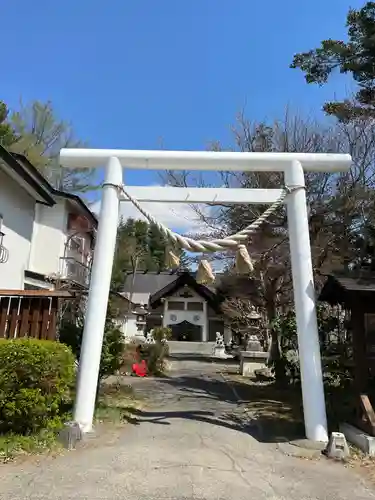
[0,339,75,435]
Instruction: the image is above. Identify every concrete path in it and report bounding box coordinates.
[0,357,374,500]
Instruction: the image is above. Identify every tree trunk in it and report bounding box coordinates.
[266,296,287,385]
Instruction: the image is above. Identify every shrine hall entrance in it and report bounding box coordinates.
[170,320,202,342]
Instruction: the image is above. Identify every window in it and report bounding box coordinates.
[68,236,84,253]
[24,284,44,290]
[67,213,91,232]
[167,301,185,310]
[187,302,204,311]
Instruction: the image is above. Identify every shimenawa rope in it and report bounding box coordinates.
[108,183,298,283]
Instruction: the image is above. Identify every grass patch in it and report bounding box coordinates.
[95,380,142,425]
[0,429,62,464]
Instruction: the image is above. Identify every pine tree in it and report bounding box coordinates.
[148,223,168,270]
[111,218,191,289]
[291,2,375,120]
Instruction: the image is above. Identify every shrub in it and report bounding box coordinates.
[119,340,169,376]
[58,320,82,358]
[0,339,75,435]
[150,327,171,357]
[59,320,125,381]
[151,326,172,343]
[118,341,141,374]
[269,308,355,390]
[139,342,168,376]
[99,326,125,379]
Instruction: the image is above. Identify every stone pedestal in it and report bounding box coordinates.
[240,350,269,377]
[212,332,227,359]
[58,421,83,450]
[213,345,227,359]
[325,432,350,460]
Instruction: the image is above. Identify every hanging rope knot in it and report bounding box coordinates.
[196,259,215,285]
[118,184,290,283]
[165,247,180,270]
[235,244,254,274]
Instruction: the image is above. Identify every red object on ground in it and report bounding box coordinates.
[132,359,147,377]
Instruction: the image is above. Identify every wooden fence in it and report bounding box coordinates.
[0,290,74,340]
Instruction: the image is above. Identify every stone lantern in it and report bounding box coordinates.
[133,303,149,338]
[245,309,262,352]
[238,308,269,378]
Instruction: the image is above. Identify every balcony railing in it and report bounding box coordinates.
[59,257,91,287]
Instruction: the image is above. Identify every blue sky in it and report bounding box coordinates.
[2,0,362,229]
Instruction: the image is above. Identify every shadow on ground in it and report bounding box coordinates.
[121,373,306,443]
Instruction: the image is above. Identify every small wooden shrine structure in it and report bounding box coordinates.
[319,273,375,436]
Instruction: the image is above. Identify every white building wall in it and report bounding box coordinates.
[118,286,225,343]
[29,198,93,278]
[0,169,35,289]
[28,201,66,276]
[163,309,206,327]
[119,316,140,339]
[162,287,207,340]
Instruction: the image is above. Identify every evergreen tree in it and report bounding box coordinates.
[177,248,191,270]
[147,223,168,270]
[111,218,191,290]
[291,2,375,120]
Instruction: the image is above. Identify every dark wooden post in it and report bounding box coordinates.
[350,297,369,393]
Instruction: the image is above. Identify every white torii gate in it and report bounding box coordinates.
[59,149,352,442]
